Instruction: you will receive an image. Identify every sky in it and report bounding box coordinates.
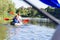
[12,0,60,9]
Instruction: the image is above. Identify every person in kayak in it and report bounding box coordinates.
[11,12,23,26]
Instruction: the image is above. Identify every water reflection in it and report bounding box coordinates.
[29,18,56,28]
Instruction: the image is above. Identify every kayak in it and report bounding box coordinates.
[10,19,29,26]
[15,22,23,26]
[10,22,23,26]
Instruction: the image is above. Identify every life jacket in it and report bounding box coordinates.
[13,16,19,23]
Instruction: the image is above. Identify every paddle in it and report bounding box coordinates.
[22,19,29,24]
[4,18,13,21]
[4,18,10,21]
[4,17,29,24]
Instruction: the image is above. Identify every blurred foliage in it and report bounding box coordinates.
[0,0,16,24]
[0,0,16,14]
[16,7,44,18]
[45,6,60,19]
[16,6,60,19]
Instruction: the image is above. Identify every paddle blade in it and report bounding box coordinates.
[4,18,9,21]
[9,11,14,15]
[23,19,29,24]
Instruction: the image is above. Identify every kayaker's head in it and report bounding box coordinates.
[17,12,20,16]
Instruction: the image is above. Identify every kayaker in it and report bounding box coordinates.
[11,12,23,26]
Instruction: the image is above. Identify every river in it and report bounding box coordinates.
[5,24,55,40]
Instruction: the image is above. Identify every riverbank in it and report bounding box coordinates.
[0,24,8,40]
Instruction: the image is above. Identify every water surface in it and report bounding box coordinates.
[6,24,55,40]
